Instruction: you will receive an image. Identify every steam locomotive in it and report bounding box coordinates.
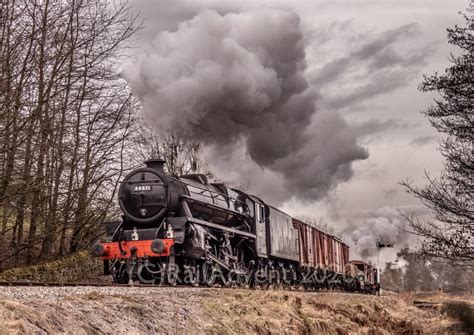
[91,159,377,292]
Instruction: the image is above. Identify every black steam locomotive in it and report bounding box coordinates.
[91,159,377,292]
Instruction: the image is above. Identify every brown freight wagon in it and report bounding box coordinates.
[292,218,349,275]
[348,260,377,284]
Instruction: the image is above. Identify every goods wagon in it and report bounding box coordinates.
[293,218,349,274]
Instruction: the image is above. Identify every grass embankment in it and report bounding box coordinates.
[399,291,474,334]
[0,251,103,282]
[0,287,471,334]
[201,289,469,334]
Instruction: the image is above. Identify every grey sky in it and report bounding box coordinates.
[126,0,468,262]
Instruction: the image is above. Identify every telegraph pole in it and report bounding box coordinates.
[376,238,394,295]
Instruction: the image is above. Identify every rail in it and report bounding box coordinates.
[0,281,197,288]
[0,280,378,294]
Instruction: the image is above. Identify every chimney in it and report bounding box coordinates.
[145,159,166,173]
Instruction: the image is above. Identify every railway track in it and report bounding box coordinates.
[0,280,355,292]
[0,281,191,288]
[0,280,270,289]
[0,280,295,289]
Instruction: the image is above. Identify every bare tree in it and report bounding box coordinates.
[131,120,206,176]
[0,0,140,267]
[401,17,473,264]
[382,248,472,293]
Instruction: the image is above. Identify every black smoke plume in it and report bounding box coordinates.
[126,9,368,203]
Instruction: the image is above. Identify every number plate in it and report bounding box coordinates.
[133,185,152,191]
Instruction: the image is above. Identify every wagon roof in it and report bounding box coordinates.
[292,217,347,244]
[349,260,374,266]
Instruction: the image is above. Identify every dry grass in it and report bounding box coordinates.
[395,291,474,333]
[200,289,467,334]
[0,251,104,283]
[0,288,207,334]
[0,287,470,334]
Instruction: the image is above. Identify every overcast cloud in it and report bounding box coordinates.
[125,0,467,262]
